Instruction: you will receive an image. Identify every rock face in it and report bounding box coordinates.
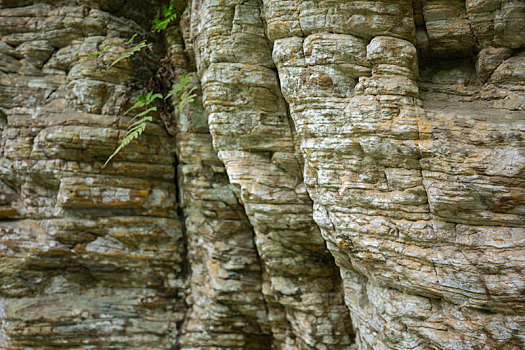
[1,1,524,349]
[0,1,185,349]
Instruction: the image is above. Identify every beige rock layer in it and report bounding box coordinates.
[0,1,184,349]
[266,0,525,349]
[1,0,524,349]
[188,1,353,348]
[163,23,271,349]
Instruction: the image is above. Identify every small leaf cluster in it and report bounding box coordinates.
[166,74,197,113]
[103,91,162,168]
[103,75,196,168]
[83,34,147,68]
[152,0,177,32]
[85,0,193,168]
[110,36,148,68]
[100,74,195,168]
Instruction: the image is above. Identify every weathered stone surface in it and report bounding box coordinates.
[268,1,525,349]
[164,25,272,349]
[190,1,353,348]
[0,1,185,349]
[1,0,524,349]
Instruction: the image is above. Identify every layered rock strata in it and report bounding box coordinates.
[188,1,353,348]
[265,0,525,349]
[163,24,271,349]
[1,0,524,349]
[0,2,184,348]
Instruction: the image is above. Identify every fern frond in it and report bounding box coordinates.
[127,116,153,130]
[181,74,190,85]
[165,84,181,99]
[103,90,161,167]
[125,34,139,44]
[164,88,177,100]
[178,88,197,113]
[103,123,148,168]
[82,34,138,58]
[151,18,171,32]
[128,106,157,123]
[145,91,163,104]
[82,43,118,57]
[152,0,177,32]
[124,95,146,115]
[109,40,147,67]
[124,93,162,118]
[164,74,197,113]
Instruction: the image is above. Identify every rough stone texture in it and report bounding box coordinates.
[0,1,185,349]
[266,0,525,349]
[164,25,271,349]
[1,0,524,349]
[189,1,353,349]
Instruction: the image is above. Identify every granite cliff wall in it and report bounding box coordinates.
[0,1,524,349]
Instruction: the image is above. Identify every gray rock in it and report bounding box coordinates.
[1,0,524,349]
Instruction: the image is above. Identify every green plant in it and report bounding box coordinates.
[110,38,148,68]
[151,0,177,32]
[100,74,195,167]
[166,74,197,113]
[82,33,148,68]
[103,91,162,168]
[82,34,138,58]
[86,0,193,167]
